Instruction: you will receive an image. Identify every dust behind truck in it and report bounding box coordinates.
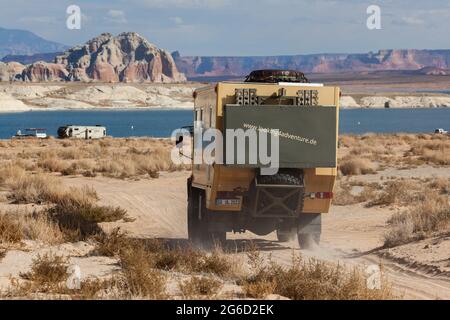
[185,70,340,248]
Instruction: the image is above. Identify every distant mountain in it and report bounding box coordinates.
[173,49,450,79]
[0,27,68,58]
[1,52,62,64]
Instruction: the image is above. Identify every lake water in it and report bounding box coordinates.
[0,108,449,139]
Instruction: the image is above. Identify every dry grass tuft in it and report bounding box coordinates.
[0,213,23,244]
[333,181,380,206]
[408,138,450,165]
[0,210,65,245]
[6,174,62,204]
[49,191,126,241]
[118,243,167,299]
[367,179,421,207]
[339,158,377,176]
[94,228,129,257]
[384,193,450,247]
[242,251,394,300]
[95,232,235,277]
[20,253,69,289]
[179,276,222,299]
[0,164,26,185]
[19,212,65,245]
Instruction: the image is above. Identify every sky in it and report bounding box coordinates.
[0,0,449,56]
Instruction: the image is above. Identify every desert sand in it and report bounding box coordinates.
[0,135,449,299]
[2,170,448,299]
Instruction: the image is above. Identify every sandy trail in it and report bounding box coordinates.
[64,171,450,300]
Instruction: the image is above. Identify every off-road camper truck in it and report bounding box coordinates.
[185,70,340,248]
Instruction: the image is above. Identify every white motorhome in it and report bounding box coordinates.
[58,125,107,139]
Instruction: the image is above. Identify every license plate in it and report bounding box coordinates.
[216,199,241,206]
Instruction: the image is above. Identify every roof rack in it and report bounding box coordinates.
[244,70,309,84]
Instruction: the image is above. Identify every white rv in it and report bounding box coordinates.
[58,125,107,139]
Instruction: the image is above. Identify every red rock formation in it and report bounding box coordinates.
[22,62,69,82]
[0,32,186,83]
[56,32,186,83]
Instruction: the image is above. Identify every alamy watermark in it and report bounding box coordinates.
[66,5,81,30]
[367,5,381,30]
[171,122,281,176]
[365,265,382,290]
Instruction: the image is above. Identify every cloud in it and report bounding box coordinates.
[17,16,59,24]
[393,16,426,26]
[170,17,184,25]
[107,9,128,24]
[135,0,231,9]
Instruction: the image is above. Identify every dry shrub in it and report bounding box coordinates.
[333,181,378,206]
[20,253,69,289]
[384,193,450,247]
[72,277,125,300]
[179,276,222,299]
[2,138,186,181]
[38,155,68,173]
[242,279,277,299]
[119,243,167,299]
[19,212,65,245]
[367,180,420,207]
[49,189,126,241]
[61,160,96,177]
[384,220,415,248]
[95,228,129,257]
[151,245,234,277]
[428,178,450,195]
[57,148,81,160]
[408,139,450,165]
[243,252,393,300]
[0,163,26,184]
[61,164,78,176]
[0,213,23,243]
[339,158,377,176]
[333,183,359,206]
[7,174,62,204]
[96,232,235,277]
[0,210,64,245]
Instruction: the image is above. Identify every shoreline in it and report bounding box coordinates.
[1,105,450,114]
[1,82,450,112]
[0,106,194,114]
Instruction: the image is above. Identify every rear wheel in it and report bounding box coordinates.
[297,233,321,249]
[187,187,226,248]
[187,187,204,244]
[276,228,296,242]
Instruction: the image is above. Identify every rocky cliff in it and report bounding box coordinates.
[0,62,25,81]
[1,32,186,83]
[174,49,450,79]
